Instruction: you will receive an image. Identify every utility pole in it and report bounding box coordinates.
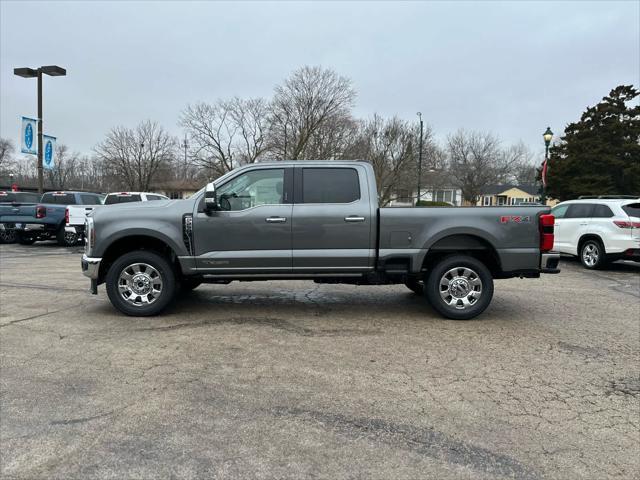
[416,112,424,206]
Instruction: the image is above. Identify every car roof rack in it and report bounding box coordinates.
[577,195,640,199]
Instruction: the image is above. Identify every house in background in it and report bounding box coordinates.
[150,179,203,199]
[477,184,541,206]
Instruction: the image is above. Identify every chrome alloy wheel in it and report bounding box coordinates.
[117,263,163,306]
[439,267,483,310]
[582,243,599,267]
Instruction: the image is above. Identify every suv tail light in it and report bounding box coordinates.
[65,207,70,225]
[36,205,46,219]
[539,214,554,252]
[614,220,640,229]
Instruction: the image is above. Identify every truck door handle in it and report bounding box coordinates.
[265,216,287,223]
[344,216,365,222]
[580,222,588,226]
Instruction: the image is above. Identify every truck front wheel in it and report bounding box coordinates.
[106,250,176,316]
[425,255,494,320]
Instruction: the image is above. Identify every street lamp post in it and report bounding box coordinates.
[416,112,423,206]
[542,126,553,204]
[14,65,66,194]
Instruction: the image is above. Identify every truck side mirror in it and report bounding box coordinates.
[204,182,218,212]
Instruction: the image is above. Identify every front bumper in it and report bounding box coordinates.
[540,252,561,274]
[82,254,101,280]
[82,254,101,294]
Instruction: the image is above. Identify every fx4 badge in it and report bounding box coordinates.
[500,215,531,224]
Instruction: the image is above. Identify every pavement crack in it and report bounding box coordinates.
[272,406,540,480]
[50,410,115,426]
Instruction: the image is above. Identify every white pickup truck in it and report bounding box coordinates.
[66,192,168,240]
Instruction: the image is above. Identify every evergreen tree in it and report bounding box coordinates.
[546,85,640,201]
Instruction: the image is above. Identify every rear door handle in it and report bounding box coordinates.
[265,216,287,223]
[344,216,365,222]
[580,222,588,226]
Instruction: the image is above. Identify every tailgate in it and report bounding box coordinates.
[67,205,99,226]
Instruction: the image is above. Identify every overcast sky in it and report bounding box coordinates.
[1,0,638,159]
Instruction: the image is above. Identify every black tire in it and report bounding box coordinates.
[405,278,424,295]
[105,250,176,316]
[579,239,606,270]
[179,278,202,293]
[17,233,36,245]
[0,229,17,244]
[425,255,494,320]
[56,226,78,247]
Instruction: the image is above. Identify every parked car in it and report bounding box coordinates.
[10,191,103,246]
[0,191,41,243]
[551,196,640,269]
[66,192,168,241]
[81,161,560,319]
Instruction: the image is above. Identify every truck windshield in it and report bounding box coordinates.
[104,194,142,204]
[0,192,40,203]
[41,193,77,205]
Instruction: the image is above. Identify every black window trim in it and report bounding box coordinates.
[295,166,362,205]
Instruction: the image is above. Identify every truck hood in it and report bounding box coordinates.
[91,198,195,222]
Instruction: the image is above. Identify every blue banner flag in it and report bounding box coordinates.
[21,116,37,154]
[43,135,56,170]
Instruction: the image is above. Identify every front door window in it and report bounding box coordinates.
[217,169,285,211]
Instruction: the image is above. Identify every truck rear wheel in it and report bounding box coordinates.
[106,250,176,316]
[56,226,78,247]
[17,233,36,245]
[0,229,17,244]
[425,255,494,320]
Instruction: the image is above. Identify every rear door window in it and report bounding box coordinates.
[565,203,594,219]
[592,204,613,218]
[146,194,165,201]
[622,203,640,218]
[41,193,77,205]
[301,168,360,204]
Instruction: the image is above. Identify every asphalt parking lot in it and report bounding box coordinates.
[0,242,638,479]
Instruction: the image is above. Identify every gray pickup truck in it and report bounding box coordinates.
[82,161,559,319]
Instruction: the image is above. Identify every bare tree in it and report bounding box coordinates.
[228,97,271,164]
[0,138,14,169]
[344,114,416,206]
[94,120,177,191]
[446,130,526,204]
[0,138,16,180]
[269,66,356,159]
[45,144,78,190]
[180,97,270,177]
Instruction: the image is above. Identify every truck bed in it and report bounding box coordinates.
[378,205,550,276]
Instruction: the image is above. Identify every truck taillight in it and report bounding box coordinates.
[539,214,554,252]
[65,207,70,225]
[36,205,46,219]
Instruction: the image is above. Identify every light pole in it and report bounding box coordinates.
[542,126,553,204]
[14,65,66,194]
[416,112,423,206]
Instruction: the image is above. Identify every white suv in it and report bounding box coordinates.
[551,197,640,269]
